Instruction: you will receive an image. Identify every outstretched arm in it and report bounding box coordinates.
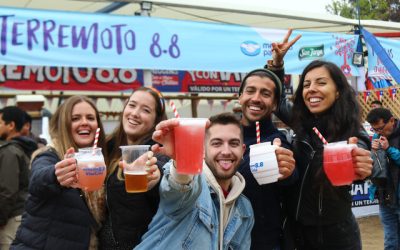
[265,29,301,125]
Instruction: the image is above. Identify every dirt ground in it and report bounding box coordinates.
[358,215,384,250]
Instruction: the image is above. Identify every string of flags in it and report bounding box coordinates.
[362,88,397,102]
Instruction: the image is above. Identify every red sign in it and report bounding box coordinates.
[0,65,143,91]
[182,71,245,93]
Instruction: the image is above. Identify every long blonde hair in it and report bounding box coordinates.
[31,96,109,231]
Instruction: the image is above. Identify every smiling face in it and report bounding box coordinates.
[239,76,277,126]
[205,124,245,183]
[71,101,98,148]
[122,91,157,144]
[302,66,339,115]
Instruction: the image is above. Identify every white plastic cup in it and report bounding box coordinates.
[249,142,281,185]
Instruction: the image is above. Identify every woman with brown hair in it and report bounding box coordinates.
[288,60,372,250]
[99,87,169,250]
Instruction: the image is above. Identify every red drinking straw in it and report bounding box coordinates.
[169,100,180,118]
[256,121,260,144]
[92,128,100,155]
[312,127,328,145]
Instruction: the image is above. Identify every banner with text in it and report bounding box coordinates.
[1,65,294,93]
[367,36,400,81]
[0,7,360,75]
[351,181,379,218]
[0,65,143,91]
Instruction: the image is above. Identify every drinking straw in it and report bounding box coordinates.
[256,121,260,144]
[92,128,100,155]
[312,127,328,145]
[169,100,180,118]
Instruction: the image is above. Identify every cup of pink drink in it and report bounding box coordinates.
[75,148,106,191]
[323,141,357,186]
[174,118,207,174]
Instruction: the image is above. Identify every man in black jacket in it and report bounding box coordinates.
[237,29,299,250]
[0,106,38,249]
[367,107,400,250]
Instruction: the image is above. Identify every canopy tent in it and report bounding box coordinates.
[2,0,400,34]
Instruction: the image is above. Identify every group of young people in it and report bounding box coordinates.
[8,29,373,250]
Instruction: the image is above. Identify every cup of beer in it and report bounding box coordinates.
[75,147,107,191]
[323,141,357,186]
[120,145,150,193]
[174,118,207,174]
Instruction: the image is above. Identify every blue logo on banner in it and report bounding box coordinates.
[240,41,261,56]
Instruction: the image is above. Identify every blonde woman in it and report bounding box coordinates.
[12,96,107,250]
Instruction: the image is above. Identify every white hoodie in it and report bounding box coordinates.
[170,161,246,249]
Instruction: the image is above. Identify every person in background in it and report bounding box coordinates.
[288,60,372,249]
[12,96,109,250]
[20,111,32,137]
[371,100,383,109]
[237,68,296,250]
[99,87,169,250]
[21,111,47,148]
[135,112,254,249]
[0,106,38,250]
[366,107,400,250]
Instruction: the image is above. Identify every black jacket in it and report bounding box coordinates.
[238,118,296,250]
[0,136,37,226]
[99,139,170,250]
[288,130,370,226]
[11,148,96,250]
[372,120,400,207]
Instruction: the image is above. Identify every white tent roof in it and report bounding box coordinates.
[2,0,400,34]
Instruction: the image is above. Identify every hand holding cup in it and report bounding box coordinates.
[348,137,373,180]
[272,138,296,180]
[54,147,80,188]
[152,118,180,159]
[120,151,160,190]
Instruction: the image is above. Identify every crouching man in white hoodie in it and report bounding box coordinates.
[135,112,254,250]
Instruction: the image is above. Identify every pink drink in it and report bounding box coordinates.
[174,118,207,174]
[77,160,106,191]
[323,142,356,186]
[75,148,106,191]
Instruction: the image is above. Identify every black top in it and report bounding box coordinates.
[12,149,95,250]
[238,118,295,250]
[289,130,370,226]
[99,139,170,250]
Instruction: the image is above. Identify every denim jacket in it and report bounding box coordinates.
[134,161,254,250]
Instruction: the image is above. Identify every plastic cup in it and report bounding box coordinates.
[249,142,281,185]
[174,118,207,174]
[323,141,357,186]
[75,148,106,191]
[120,145,150,193]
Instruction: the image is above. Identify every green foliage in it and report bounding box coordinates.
[326,0,395,21]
